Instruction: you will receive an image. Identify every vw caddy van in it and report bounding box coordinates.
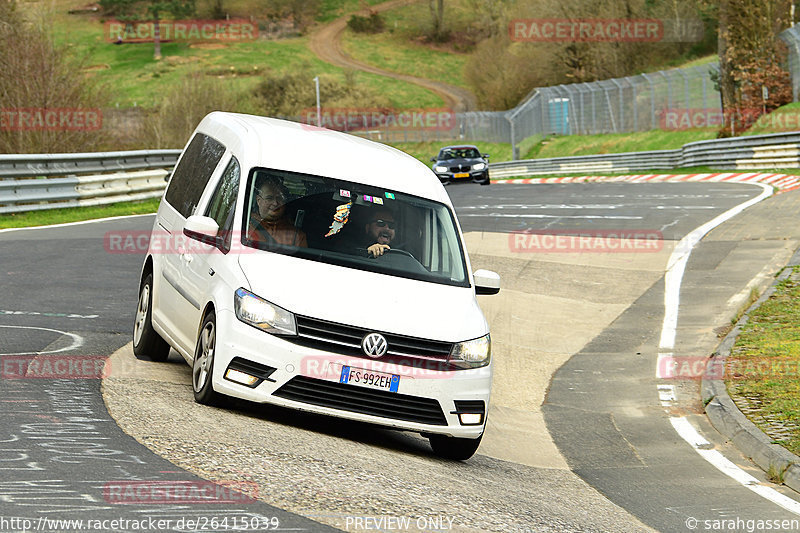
[132,112,500,460]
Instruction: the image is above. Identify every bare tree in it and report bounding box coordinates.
[429,0,445,40]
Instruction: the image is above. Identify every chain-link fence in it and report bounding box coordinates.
[503,62,722,158]
[317,61,724,159]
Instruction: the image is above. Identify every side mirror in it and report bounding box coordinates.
[183,215,220,246]
[483,153,490,159]
[430,157,437,162]
[474,269,500,295]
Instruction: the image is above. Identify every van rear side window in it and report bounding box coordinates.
[165,133,226,218]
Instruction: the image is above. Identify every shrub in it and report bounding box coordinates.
[346,12,385,34]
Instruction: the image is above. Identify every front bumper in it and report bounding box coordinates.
[435,170,490,184]
[210,309,491,438]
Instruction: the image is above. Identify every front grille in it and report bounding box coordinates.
[273,375,447,426]
[291,315,453,361]
[449,164,470,172]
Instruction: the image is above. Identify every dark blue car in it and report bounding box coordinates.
[430,145,490,185]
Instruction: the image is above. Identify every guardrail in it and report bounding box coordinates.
[490,131,800,179]
[2,131,800,214]
[0,150,181,214]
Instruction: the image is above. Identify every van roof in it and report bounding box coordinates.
[196,112,450,204]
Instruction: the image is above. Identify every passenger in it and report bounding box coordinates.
[249,176,307,247]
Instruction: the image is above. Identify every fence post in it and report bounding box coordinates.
[611,78,624,131]
[642,72,656,130]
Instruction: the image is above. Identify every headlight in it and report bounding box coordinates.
[472,162,486,171]
[449,334,491,369]
[234,288,296,335]
[434,165,448,173]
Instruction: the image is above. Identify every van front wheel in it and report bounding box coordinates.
[428,433,483,461]
[193,311,222,406]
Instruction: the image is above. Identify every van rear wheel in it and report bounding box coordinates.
[132,273,170,361]
[428,433,483,461]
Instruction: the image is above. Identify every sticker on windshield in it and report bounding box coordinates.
[372,197,384,205]
[363,195,373,203]
[325,201,352,237]
[339,189,351,198]
[385,192,395,200]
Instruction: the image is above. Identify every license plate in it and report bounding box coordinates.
[340,366,400,393]
[453,172,470,178]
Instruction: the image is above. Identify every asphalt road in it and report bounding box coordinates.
[1,181,799,532]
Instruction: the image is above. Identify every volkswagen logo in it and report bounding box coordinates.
[361,332,388,358]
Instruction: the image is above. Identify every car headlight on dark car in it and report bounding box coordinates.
[472,162,487,171]
[234,288,296,335]
[449,334,491,369]
[434,165,448,173]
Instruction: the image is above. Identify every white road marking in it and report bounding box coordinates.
[0,213,154,234]
[658,183,773,351]
[670,418,800,515]
[0,325,84,356]
[656,182,800,513]
[458,213,643,220]
[0,310,98,320]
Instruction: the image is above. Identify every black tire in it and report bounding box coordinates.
[428,432,483,461]
[192,311,222,405]
[132,273,171,361]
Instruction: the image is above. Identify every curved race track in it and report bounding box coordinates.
[2,182,800,532]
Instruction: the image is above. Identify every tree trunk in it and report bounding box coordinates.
[717,0,736,114]
[429,0,443,39]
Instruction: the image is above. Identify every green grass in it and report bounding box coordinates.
[340,1,471,90]
[744,102,800,136]
[726,267,800,456]
[0,199,160,229]
[42,0,443,109]
[525,129,718,159]
[316,0,386,23]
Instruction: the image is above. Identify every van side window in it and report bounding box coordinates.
[205,156,240,252]
[165,133,226,218]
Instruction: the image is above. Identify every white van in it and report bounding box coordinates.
[132,112,500,460]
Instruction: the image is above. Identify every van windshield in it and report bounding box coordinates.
[241,168,470,287]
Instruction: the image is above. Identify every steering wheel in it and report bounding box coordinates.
[383,248,416,259]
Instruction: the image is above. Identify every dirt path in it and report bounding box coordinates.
[308,0,478,112]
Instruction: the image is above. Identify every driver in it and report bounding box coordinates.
[363,207,396,257]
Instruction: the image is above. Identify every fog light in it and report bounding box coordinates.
[458,413,483,425]
[225,369,260,387]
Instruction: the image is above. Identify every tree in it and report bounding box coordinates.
[429,0,445,41]
[717,0,792,134]
[0,0,108,152]
[99,0,196,60]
